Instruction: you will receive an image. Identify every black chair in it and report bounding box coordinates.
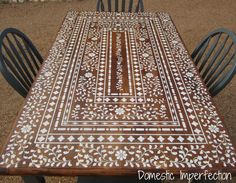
[96,0,144,12]
[191,28,236,96]
[0,28,43,98]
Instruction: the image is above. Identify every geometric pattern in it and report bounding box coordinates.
[0,11,235,173]
[34,12,207,145]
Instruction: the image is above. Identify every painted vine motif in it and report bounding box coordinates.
[0,12,235,172]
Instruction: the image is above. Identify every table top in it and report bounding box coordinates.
[0,11,235,176]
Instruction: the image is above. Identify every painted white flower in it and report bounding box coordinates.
[44,72,52,77]
[139,37,145,41]
[208,124,219,133]
[58,39,65,43]
[11,154,16,159]
[186,72,194,77]
[88,53,95,57]
[115,107,125,115]
[142,53,149,58]
[115,150,127,160]
[85,72,93,78]
[75,104,80,110]
[172,40,178,44]
[197,156,203,161]
[91,37,98,41]
[153,155,159,160]
[146,73,153,78]
[84,154,90,159]
[21,124,32,134]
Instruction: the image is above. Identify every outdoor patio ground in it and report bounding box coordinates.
[0,0,235,182]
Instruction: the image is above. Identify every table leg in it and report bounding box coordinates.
[22,176,46,183]
[77,176,161,183]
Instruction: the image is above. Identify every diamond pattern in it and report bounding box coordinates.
[108,136,114,142]
[128,136,135,142]
[37,136,45,142]
[177,136,184,142]
[167,136,174,142]
[158,136,165,142]
[98,136,105,142]
[58,136,65,142]
[48,136,55,142]
[78,136,85,142]
[187,136,194,142]
[118,136,125,142]
[147,136,155,142]
[68,136,75,142]
[88,136,95,142]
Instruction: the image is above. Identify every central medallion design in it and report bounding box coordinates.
[109,31,132,96]
[95,30,146,104]
[115,33,124,92]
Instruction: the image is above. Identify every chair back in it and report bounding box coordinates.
[191,28,236,96]
[97,0,144,12]
[0,28,43,97]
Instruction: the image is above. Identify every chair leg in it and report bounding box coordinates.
[77,176,161,183]
[22,176,46,183]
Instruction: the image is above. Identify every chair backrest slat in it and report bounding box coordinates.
[24,41,41,70]
[97,0,100,11]
[97,0,105,12]
[191,28,236,96]
[128,0,133,12]
[2,41,32,87]
[139,0,144,12]
[122,0,125,12]
[12,34,37,77]
[136,0,144,12]
[97,0,144,13]
[108,0,112,12]
[0,28,43,97]
[194,38,211,65]
[6,35,34,84]
[201,35,229,79]
[115,0,118,12]
[204,41,233,84]
[206,53,235,88]
[198,33,222,72]
[209,65,235,96]
[2,54,30,91]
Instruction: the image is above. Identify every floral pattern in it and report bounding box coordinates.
[115,107,125,115]
[0,11,235,174]
[20,124,32,134]
[115,150,128,161]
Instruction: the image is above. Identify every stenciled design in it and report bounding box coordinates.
[115,33,124,92]
[0,11,235,172]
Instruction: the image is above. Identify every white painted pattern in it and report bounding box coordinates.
[0,11,235,171]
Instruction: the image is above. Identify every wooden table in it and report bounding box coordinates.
[0,11,235,182]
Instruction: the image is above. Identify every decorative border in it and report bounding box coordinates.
[36,12,209,144]
[0,12,235,171]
